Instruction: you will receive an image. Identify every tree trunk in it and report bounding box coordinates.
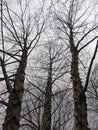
[3,47,27,130]
[70,29,90,130]
[42,60,52,130]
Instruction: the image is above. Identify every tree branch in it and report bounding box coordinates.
[0,56,12,92]
[78,36,98,52]
[77,25,98,48]
[83,40,98,93]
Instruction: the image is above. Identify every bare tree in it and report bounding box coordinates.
[0,0,45,130]
[52,0,98,130]
[25,39,70,130]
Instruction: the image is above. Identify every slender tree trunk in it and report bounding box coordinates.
[42,60,52,130]
[3,46,27,130]
[70,28,90,130]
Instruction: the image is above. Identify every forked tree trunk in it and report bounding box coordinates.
[42,60,52,130]
[3,46,27,130]
[70,29,90,130]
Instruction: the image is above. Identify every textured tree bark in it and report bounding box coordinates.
[42,60,52,130]
[70,28,90,130]
[3,46,27,130]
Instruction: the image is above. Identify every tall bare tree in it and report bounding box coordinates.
[52,0,98,129]
[0,0,45,130]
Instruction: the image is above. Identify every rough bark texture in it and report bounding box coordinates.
[70,28,90,130]
[3,46,27,130]
[42,60,52,130]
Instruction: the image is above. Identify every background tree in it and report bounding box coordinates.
[25,39,70,130]
[87,63,98,130]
